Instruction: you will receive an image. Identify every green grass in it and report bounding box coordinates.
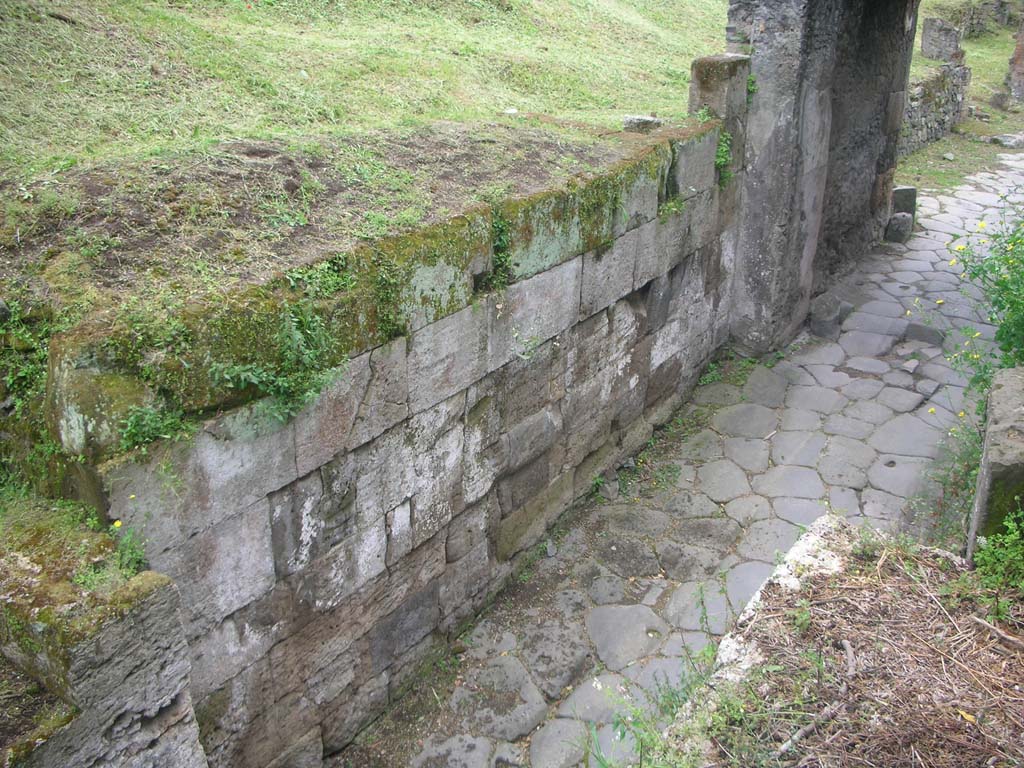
[0,0,727,179]
[899,21,1024,190]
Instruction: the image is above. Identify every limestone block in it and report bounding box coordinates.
[506,405,563,472]
[166,498,276,638]
[487,257,582,372]
[613,143,672,236]
[408,301,488,414]
[502,189,583,281]
[298,515,387,612]
[367,581,441,676]
[321,673,390,753]
[580,229,640,319]
[446,496,494,563]
[496,472,574,561]
[892,185,917,216]
[439,541,492,631]
[670,128,718,198]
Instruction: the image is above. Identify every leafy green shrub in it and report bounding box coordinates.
[715,131,733,186]
[973,500,1024,618]
[118,405,187,452]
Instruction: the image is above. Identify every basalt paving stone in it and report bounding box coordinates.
[736,518,803,561]
[586,605,669,672]
[666,516,742,549]
[557,673,628,725]
[655,541,721,583]
[856,299,906,318]
[840,378,886,401]
[712,403,779,439]
[772,360,817,386]
[822,414,874,440]
[518,619,593,700]
[594,724,639,765]
[805,365,853,388]
[677,429,724,462]
[529,719,586,768]
[868,413,942,458]
[914,403,957,429]
[770,431,828,467]
[789,342,846,366]
[828,486,861,517]
[876,386,924,413]
[839,330,897,357]
[692,382,743,406]
[601,505,673,538]
[785,386,848,414]
[411,735,495,768]
[663,581,731,634]
[742,366,789,407]
[661,490,722,520]
[867,455,931,498]
[841,312,909,336]
[450,656,548,741]
[780,408,823,431]
[725,560,776,608]
[773,497,827,526]
[724,495,773,527]
[861,488,909,520]
[697,459,751,502]
[882,370,915,388]
[845,400,895,425]
[593,537,662,579]
[724,438,770,473]
[752,466,826,499]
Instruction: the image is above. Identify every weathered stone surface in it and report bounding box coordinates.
[785,386,847,414]
[736,518,801,562]
[678,429,724,462]
[752,466,825,499]
[450,657,547,740]
[530,719,586,768]
[656,541,721,583]
[876,387,924,413]
[725,560,775,609]
[519,620,592,700]
[892,186,917,216]
[586,605,669,671]
[558,673,626,723]
[839,331,897,357]
[698,459,751,502]
[724,495,772,526]
[412,735,495,768]
[921,18,962,62]
[773,497,827,526]
[771,431,827,467]
[724,438,770,473]
[867,455,930,498]
[595,536,661,579]
[712,403,779,438]
[868,414,942,458]
[663,581,730,634]
[742,366,789,407]
[885,212,913,243]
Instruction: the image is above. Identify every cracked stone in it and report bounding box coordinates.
[677,429,724,462]
[785,386,848,414]
[868,413,942,458]
[724,438,770,473]
[586,605,669,671]
[519,620,593,700]
[882,370,915,388]
[697,459,751,502]
[842,313,908,337]
[844,357,890,374]
[752,466,825,499]
[736,518,802,562]
[450,656,547,740]
[602,505,672,538]
[840,378,886,401]
[594,724,638,766]
[724,495,772,526]
[845,400,894,425]
[790,343,845,366]
[828,487,861,517]
[861,488,908,521]
[622,656,693,698]
[773,497,827,526]
[805,365,852,388]
[664,581,731,634]
[662,491,721,520]
[771,431,827,467]
[712,403,779,439]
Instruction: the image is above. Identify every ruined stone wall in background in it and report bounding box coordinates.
[898,64,973,159]
[84,60,753,768]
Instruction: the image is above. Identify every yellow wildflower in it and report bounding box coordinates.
[113,520,123,529]
[928,407,936,414]
[936,299,945,305]
[955,244,967,252]
[978,221,987,229]
[958,411,966,418]
[949,258,958,266]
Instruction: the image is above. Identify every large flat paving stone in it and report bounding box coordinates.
[664,581,731,634]
[785,386,848,414]
[725,438,770,473]
[876,386,924,413]
[867,455,930,498]
[655,541,721,583]
[724,495,773,526]
[752,466,825,499]
[725,560,775,609]
[867,413,942,458]
[693,382,742,406]
[712,403,779,439]
[594,536,661,578]
[450,656,547,740]
[840,378,886,401]
[780,408,822,431]
[736,518,802,562]
[557,673,626,723]
[790,342,845,366]
[742,366,789,407]
[770,431,827,467]
[697,459,751,502]
[519,620,593,700]
[678,429,724,462]
[586,605,669,671]
[773,497,827,526]
[839,331,897,357]
[530,719,586,768]
[411,735,495,768]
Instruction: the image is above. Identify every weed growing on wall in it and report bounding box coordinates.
[972,500,1024,618]
[715,131,733,187]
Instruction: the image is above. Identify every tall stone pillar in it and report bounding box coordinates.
[1009,17,1024,101]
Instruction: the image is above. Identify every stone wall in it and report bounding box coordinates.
[968,366,1024,559]
[898,64,972,159]
[726,0,919,348]
[82,61,752,768]
[1,575,208,768]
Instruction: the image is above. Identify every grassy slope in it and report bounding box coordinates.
[0,0,727,179]
[898,20,1024,190]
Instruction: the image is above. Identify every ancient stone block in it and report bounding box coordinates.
[321,673,390,754]
[969,367,1024,558]
[446,496,493,563]
[496,472,573,561]
[368,581,441,676]
[892,185,917,216]
[922,18,963,62]
[408,301,488,414]
[580,229,640,319]
[297,516,387,613]
[670,128,718,198]
[885,212,914,243]
[502,188,583,281]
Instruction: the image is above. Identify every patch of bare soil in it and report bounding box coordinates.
[713,541,1024,768]
[0,120,633,307]
[0,653,61,751]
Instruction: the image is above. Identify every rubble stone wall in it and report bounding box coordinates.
[898,64,972,159]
